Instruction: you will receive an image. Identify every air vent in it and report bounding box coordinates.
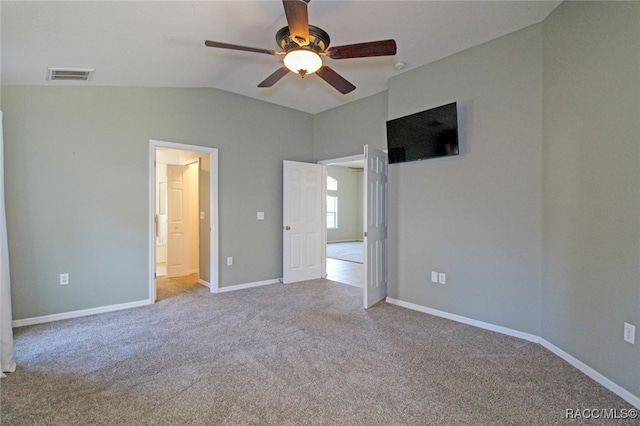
[47,68,94,81]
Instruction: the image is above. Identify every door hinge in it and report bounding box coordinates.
[364,231,368,238]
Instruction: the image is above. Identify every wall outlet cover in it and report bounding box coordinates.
[431,271,438,283]
[624,322,635,345]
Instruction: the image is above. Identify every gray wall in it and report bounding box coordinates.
[313,92,388,161]
[326,165,363,243]
[541,1,640,398]
[386,24,543,334]
[2,86,313,319]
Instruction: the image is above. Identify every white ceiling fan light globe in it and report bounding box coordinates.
[283,49,322,76]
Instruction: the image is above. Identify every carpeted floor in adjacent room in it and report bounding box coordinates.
[155,272,201,302]
[1,279,636,425]
[327,241,364,264]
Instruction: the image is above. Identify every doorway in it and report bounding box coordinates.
[149,140,219,303]
[323,160,365,288]
[317,147,388,308]
[281,146,388,308]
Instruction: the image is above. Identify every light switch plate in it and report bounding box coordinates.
[257,212,265,220]
[624,322,635,344]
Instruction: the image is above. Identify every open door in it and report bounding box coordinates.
[283,160,324,284]
[166,164,190,277]
[363,145,388,308]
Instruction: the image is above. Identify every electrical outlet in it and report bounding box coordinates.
[438,273,446,284]
[257,212,265,220]
[59,273,69,285]
[431,271,438,283]
[227,257,233,266]
[623,322,635,345]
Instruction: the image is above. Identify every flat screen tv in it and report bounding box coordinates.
[386,102,459,164]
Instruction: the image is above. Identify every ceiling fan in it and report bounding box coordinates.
[204,0,397,94]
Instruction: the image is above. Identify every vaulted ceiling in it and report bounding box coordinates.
[1,1,561,114]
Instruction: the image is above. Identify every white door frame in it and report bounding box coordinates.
[149,140,219,301]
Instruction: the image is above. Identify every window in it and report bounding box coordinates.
[327,195,338,229]
[327,176,338,229]
[327,176,337,191]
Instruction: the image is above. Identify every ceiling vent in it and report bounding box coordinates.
[47,68,94,81]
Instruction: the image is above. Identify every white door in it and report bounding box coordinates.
[283,160,323,284]
[167,164,190,277]
[363,145,388,308]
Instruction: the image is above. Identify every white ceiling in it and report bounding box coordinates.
[1,1,561,114]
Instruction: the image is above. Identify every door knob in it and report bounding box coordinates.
[284,226,291,230]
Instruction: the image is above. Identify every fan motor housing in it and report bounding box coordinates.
[276,25,330,53]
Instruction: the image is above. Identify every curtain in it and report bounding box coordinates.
[0,110,16,377]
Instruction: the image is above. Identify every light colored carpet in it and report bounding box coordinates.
[327,241,364,263]
[2,279,636,425]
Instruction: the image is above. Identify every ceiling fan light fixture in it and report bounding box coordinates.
[283,49,322,77]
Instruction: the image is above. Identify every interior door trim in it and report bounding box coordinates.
[148,139,219,301]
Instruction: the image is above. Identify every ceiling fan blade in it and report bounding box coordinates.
[326,40,397,60]
[258,67,290,88]
[282,0,310,46]
[316,66,356,94]
[205,40,279,56]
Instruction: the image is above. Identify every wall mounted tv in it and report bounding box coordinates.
[386,102,459,164]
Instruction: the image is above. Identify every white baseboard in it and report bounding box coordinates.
[385,297,539,343]
[539,338,640,409]
[217,278,281,293]
[385,297,640,409]
[12,278,278,326]
[12,300,152,328]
